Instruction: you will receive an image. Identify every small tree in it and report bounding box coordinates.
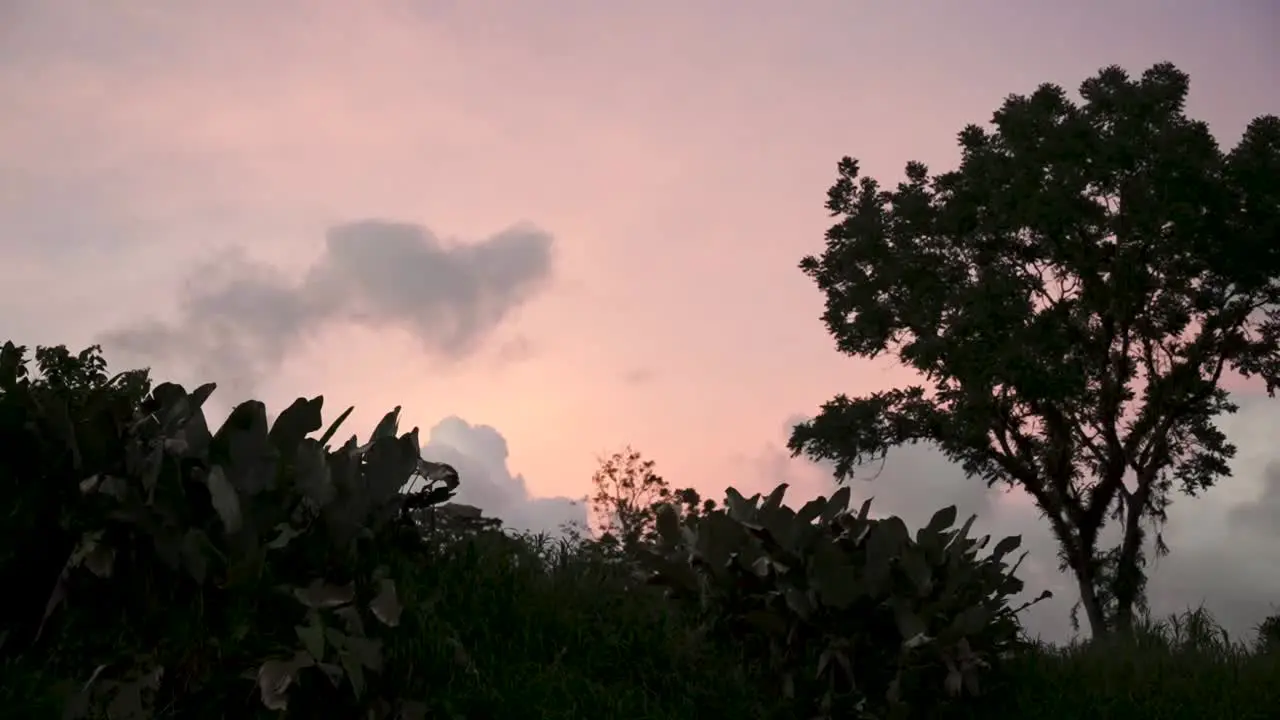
[789,63,1280,640]
[0,342,153,657]
[588,446,715,556]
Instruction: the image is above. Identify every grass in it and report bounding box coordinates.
[4,523,1277,719]
[948,606,1280,719]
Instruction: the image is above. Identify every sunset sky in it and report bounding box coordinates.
[3,1,1277,644]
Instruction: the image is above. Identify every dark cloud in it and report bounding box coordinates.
[1227,461,1280,536]
[101,219,553,396]
[412,416,587,538]
[750,397,1280,646]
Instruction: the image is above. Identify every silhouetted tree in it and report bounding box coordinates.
[789,63,1280,640]
[0,342,152,656]
[588,446,715,556]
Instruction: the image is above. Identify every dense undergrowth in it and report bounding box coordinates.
[7,519,1276,719]
[1,343,1277,720]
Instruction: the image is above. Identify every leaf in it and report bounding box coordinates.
[339,650,366,698]
[318,405,354,448]
[296,621,326,661]
[189,382,217,410]
[370,407,401,442]
[269,396,324,454]
[784,588,813,619]
[898,544,933,596]
[761,483,788,510]
[315,662,344,687]
[79,533,115,578]
[203,465,243,534]
[105,666,163,720]
[256,657,299,711]
[293,579,356,609]
[795,497,825,525]
[991,534,1022,561]
[335,606,366,636]
[343,635,384,671]
[822,486,852,523]
[925,505,957,534]
[944,665,963,697]
[949,514,977,550]
[653,503,681,544]
[370,578,403,627]
[417,460,460,492]
[293,441,335,507]
[265,523,304,551]
[723,487,752,520]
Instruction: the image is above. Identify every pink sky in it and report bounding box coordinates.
[3,1,1278,643]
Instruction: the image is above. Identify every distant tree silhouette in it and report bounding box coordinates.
[790,63,1280,641]
[588,446,715,557]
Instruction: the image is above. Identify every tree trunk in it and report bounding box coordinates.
[1111,481,1152,639]
[1074,560,1110,639]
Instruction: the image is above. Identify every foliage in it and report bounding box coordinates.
[1,343,1277,718]
[1255,610,1280,655]
[789,62,1280,640]
[638,482,1050,719]
[0,342,153,659]
[0,342,462,718]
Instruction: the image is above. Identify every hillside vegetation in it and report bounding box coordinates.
[0,342,1276,720]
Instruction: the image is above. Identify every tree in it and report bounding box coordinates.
[588,446,715,556]
[0,342,152,655]
[788,63,1280,641]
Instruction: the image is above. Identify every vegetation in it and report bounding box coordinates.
[2,62,1278,718]
[789,62,1280,640]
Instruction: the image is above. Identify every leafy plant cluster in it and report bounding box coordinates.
[636,481,1049,719]
[0,341,462,719]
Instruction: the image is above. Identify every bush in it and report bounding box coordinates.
[637,483,1050,719]
[1,345,462,718]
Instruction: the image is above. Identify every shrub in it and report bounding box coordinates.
[637,483,1050,719]
[1256,611,1280,655]
[2,357,462,718]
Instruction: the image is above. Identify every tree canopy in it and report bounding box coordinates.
[788,63,1280,639]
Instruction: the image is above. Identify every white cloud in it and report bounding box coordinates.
[413,415,587,538]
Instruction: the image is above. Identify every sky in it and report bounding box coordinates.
[2,1,1277,646]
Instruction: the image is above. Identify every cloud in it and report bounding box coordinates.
[414,415,587,538]
[1228,460,1280,536]
[101,219,553,397]
[744,396,1280,646]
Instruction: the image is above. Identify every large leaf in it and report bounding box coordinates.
[821,486,852,524]
[369,579,403,628]
[203,465,243,534]
[369,407,401,443]
[293,579,356,609]
[269,396,324,456]
[318,405,355,448]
